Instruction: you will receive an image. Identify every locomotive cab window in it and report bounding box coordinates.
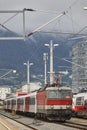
[47,90,61,99]
[76,97,84,105]
[60,90,72,99]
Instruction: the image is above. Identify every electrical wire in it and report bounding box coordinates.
[2,13,19,25]
[0,12,22,36]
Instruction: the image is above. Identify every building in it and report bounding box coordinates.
[0,86,12,100]
[72,41,87,92]
[22,82,42,93]
[15,82,42,96]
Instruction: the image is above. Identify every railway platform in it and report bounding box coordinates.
[0,117,20,130]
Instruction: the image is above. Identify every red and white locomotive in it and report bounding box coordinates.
[72,92,87,117]
[4,85,72,121]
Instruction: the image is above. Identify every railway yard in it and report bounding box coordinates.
[0,110,87,130]
[0,0,87,130]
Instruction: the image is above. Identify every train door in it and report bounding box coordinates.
[17,98,20,111]
[30,96,35,113]
[12,99,16,111]
[37,90,46,113]
[12,99,14,110]
[7,100,10,110]
[25,96,30,112]
[3,101,5,109]
[83,99,87,111]
[76,96,84,112]
[30,93,37,114]
[20,98,24,112]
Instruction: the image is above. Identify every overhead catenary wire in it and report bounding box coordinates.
[54,54,87,69]
[62,58,86,69]
[2,13,19,25]
[38,30,87,35]
[26,11,66,37]
[0,12,22,36]
[33,9,60,14]
[0,8,36,40]
[66,0,87,40]
[0,23,22,37]
[37,0,80,33]
[0,0,85,41]
[0,0,82,39]
[66,0,79,12]
[0,70,13,79]
[27,0,85,38]
[40,0,86,40]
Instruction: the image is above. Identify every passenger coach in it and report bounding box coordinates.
[72,92,87,117]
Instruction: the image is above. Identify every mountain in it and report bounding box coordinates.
[0,30,81,86]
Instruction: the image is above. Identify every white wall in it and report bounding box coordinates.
[0,87,11,100]
[22,82,42,92]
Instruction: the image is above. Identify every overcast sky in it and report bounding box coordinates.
[0,0,87,37]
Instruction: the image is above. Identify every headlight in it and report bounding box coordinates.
[66,105,70,109]
[50,105,54,109]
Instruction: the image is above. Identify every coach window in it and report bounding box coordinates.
[17,99,20,105]
[25,97,29,105]
[7,100,10,105]
[4,101,6,105]
[12,100,16,105]
[20,99,24,105]
[30,97,35,105]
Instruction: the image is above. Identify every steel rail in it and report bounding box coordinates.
[0,120,11,130]
[61,121,87,130]
[0,112,38,130]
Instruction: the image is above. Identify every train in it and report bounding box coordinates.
[4,84,72,121]
[72,92,87,117]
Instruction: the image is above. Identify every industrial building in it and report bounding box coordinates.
[72,41,87,92]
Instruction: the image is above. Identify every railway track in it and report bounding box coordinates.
[0,111,38,130]
[58,121,87,130]
[0,110,87,130]
[0,121,11,130]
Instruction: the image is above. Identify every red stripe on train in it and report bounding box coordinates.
[46,99,72,105]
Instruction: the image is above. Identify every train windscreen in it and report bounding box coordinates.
[47,91,61,99]
[47,90,71,99]
[60,90,72,99]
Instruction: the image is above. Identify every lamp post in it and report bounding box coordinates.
[83,7,87,10]
[24,60,33,92]
[0,69,16,79]
[43,53,48,85]
[45,40,59,84]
